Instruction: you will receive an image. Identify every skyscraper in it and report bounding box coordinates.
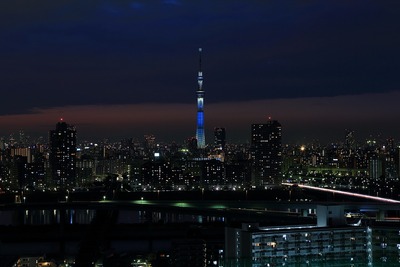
[196,48,205,149]
[214,127,226,151]
[49,120,77,188]
[251,119,282,186]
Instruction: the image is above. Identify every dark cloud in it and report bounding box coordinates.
[0,1,399,116]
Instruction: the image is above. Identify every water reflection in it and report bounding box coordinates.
[22,209,96,225]
[18,209,225,225]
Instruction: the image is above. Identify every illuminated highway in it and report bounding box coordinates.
[282,182,400,204]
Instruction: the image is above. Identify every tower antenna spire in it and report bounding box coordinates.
[199,47,202,72]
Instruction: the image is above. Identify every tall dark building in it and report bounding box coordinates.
[49,120,77,188]
[251,119,282,186]
[345,129,355,150]
[214,127,226,151]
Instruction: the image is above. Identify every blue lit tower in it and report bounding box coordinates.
[196,48,205,149]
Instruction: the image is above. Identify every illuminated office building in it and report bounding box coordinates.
[226,223,370,267]
[369,156,383,180]
[226,205,374,267]
[251,119,282,186]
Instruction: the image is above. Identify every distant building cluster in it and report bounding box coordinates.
[0,116,281,192]
[0,118,399,200]
[282,130,400,198]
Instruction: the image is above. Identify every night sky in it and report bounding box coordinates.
[1,0,400,144]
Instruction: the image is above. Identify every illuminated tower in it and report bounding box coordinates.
[196,48,205,149]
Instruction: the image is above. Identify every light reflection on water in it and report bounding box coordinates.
[19,209,224,225]
[22,209,96,224]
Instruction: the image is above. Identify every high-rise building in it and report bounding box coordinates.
[144,134,156,157]
[214,127,226,151]
[196,48,205,149]
[226,218,370,267]
[369,156,383,180]
[186,136,198,156]
[251,119,282,186]
[49,120,77,188]
[345,129,355,150]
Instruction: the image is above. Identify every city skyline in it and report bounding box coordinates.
[1,1,400,143]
